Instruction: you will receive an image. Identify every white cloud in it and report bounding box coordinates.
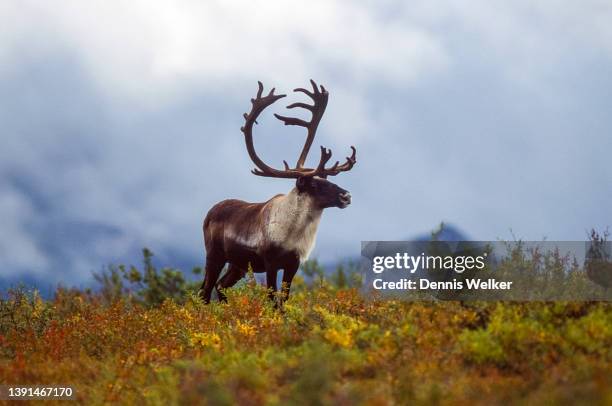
[0,1,448,101]
[0,185,48,274]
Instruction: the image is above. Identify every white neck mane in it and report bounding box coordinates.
[265,188,323,262]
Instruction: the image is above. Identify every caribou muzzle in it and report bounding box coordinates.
[338,192,352,208]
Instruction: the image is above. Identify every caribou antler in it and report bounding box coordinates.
[240,80,356,179]
[274,79,329,169]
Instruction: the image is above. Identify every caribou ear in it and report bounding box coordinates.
[296,176,312,191]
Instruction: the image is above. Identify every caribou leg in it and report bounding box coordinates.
[281,260,300,305]
[200,256,226,304]
[215,264,246,302]
[265,263,279,304]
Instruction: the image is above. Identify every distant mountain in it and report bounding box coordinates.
[413,223,469,242]
[323,223,471,273]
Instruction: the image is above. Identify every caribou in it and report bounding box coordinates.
[200,80,356,304]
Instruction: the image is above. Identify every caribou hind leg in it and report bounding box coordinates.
[200,256,226,304]
[215,264,246,302]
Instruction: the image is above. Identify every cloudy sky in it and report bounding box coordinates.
[1,0,611,287]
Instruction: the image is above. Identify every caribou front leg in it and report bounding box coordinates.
[265,262,279,304]
[280,258,300,305]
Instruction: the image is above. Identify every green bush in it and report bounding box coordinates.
[93,248,202,307]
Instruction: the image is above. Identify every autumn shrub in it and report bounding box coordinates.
[0,246,610,404]
[93,248,202,307]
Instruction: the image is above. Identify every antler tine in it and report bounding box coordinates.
[273,114,309,127]
[285,102,314,111]
[312,145,357,178]
[315,146,333,170]
[337,146,357,170]
[293,79,323,97]
[242,81,301,178]
[273,79,329,169]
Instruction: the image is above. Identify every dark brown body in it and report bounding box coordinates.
[200,197,297,303]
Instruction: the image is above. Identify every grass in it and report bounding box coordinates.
[0,276,610,405]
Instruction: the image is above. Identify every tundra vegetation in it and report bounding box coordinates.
[0,245,610,405]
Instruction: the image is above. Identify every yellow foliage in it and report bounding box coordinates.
[236,321,257,338]
[324,327,353,348]
[189,332,221,350]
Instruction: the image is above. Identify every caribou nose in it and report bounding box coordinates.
[339,192,352,207]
